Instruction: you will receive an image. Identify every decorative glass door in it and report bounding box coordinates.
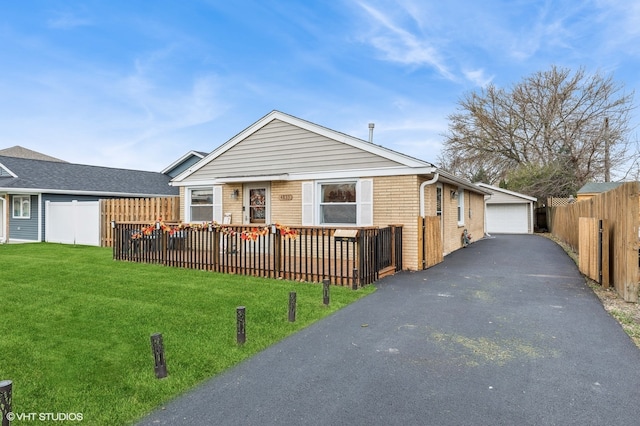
[244,184,270,225]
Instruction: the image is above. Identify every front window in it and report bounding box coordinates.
[319,182,357,224]
[190,188,213,221]
[13,195,30,219]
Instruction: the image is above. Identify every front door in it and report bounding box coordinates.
[243,184,270,225]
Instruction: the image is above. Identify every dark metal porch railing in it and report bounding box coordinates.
[112,222,403,286]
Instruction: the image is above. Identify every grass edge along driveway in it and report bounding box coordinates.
[0,243,374,425]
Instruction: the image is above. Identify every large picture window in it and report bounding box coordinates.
[13,195,30,219]
[190,188,213,222]
[319,182,357,224]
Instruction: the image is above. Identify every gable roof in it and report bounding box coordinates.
[171,110,437,185]
[161,150,208,177]
[475,182,537,202]
[0,145,67,162]
[577,182,624,194]
[0,155,178,197]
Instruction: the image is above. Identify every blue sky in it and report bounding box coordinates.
[1,0,639,172]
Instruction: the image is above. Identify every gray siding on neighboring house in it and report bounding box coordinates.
[190,119,404,180]
[9,194,38,241]
[166,156,202,178]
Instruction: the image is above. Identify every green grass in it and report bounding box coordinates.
[0,243,374,425]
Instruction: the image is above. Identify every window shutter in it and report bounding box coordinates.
[302,182,314,226]
[213,186,223,223]
[358,179,373,226]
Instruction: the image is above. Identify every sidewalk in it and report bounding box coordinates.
[137,234,640,425]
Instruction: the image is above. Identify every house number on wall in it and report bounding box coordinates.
[279,194,293,201]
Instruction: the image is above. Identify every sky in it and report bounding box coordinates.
[1,0,639,172]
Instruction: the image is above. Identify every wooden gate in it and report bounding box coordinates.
[579,217,610,287]
[418,216,443,269]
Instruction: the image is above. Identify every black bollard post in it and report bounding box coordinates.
[352,268,358,290]
[288,292,297,322]
[1,380,12,426]
[150,333,168,379]
[237,306,246,345]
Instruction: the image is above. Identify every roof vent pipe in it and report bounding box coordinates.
[368,123,375,142]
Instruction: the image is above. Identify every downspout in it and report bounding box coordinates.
[420,173,439,217]
[419,172,439,270]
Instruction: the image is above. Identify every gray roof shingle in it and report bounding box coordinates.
[0,155,178,196]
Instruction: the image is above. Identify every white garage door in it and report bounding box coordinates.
[45,200,101,246]
[486,203,528,234]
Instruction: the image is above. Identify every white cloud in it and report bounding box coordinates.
[463,68,494,88]
[355,1,454,80]
[47,12,92,29]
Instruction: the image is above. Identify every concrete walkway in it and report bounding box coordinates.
[137,234,640,425]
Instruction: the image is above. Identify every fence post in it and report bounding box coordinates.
[0,380,12,426]
[150,333,168,379]
[323,279,330,306]
[352,268,358,290]
[288,292,296,322]
[237,306,246,345]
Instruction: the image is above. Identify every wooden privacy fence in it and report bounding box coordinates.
[549,181,639,302]
[112,222,403,287]
[417,216,443,269]
[100,197,180,247]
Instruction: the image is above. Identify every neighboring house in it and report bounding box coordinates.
[161,150,208,178]
[0,145,67,162]
[170,110,491,271]
[0,153,178,243]
[576,182,624,202]
[476,183,537,234]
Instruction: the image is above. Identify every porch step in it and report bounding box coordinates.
[378,265,397,279]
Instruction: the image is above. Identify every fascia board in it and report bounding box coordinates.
[475,182,537,201]
[170,166,437,187]
[436,170,493,195]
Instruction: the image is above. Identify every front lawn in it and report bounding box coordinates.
[0,243,374,425]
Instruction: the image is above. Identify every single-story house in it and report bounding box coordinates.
[0,147,179,244]
[170,110,492,271]
[475,182,537,234]
[576,182,624,202]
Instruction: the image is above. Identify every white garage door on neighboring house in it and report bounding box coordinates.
[45,200,101,246]
[486,203,528,234]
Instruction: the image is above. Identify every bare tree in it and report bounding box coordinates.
[438,66,636,196]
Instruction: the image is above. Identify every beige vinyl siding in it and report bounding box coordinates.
[188,119,403,180]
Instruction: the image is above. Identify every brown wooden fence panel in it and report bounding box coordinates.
[100,197,180,247]
[418,216,443,269]
[112,222,402,286]
[550,182,638,302]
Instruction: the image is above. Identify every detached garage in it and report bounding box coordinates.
[476,183,537,234]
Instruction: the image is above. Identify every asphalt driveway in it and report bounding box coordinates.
[137,234,640,425]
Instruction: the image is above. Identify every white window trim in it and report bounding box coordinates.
[457,188,465,226]
[13,195,30,219]
[186,186,223,223]
[318,180,357,226]
[306,179,373,227]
